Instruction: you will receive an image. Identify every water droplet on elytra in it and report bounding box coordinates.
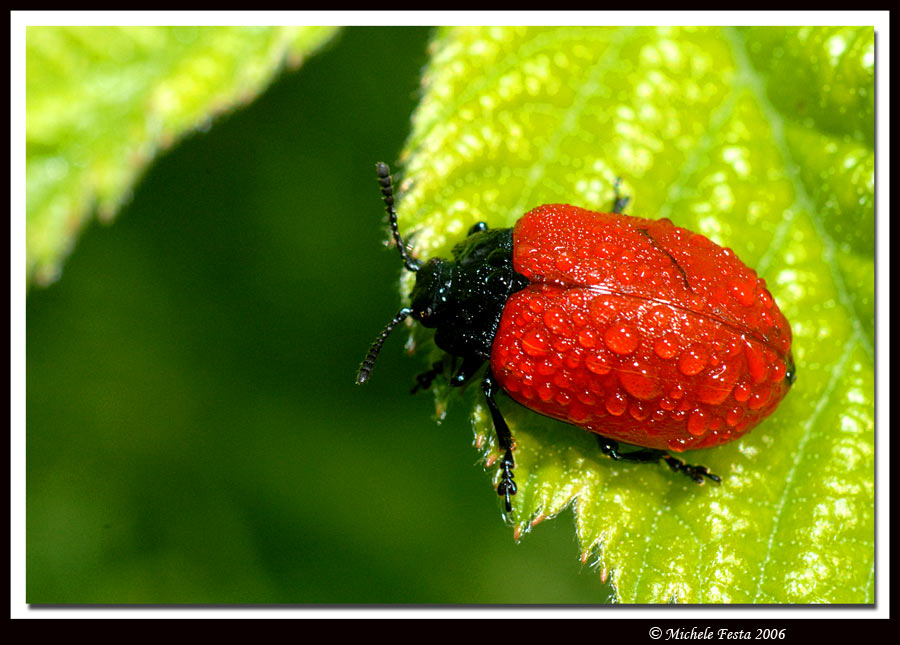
[604,324,640,355]
[521,329,550,357]
[678,344,709,375]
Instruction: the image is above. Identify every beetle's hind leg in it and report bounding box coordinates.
[482,370,517,512]
[596,436,720,485]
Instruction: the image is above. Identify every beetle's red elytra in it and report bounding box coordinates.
[358,163,795,512]
[493,204,793,454]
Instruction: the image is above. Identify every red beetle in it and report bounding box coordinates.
[358,162,795,512]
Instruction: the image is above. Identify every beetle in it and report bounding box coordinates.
[357,162,795,512]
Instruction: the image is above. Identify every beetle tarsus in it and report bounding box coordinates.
[483,370,517,512]
[596,436,720,485]
[497,449,517,512]
[663,456,721,485]
[597,437,620,460]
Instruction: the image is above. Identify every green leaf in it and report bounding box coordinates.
[395,26,874,603]
[26,25,339,287]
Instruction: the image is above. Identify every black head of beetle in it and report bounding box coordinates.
[407,258,451,329]
[356,162,527,387]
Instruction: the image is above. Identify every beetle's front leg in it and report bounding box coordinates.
[482,369,516,512]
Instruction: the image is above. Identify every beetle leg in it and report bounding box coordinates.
[596,435,622,460]
[410,358,447,394]
[595,436,720,485]
[467,221,489,236]
[662,455,721,485]
[612,177,630,214]
[483,370,517,512]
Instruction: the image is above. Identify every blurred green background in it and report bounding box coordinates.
[26,26,615,604]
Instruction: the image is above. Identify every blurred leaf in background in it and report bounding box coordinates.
[25,25,876,606]
[26,26,338,286]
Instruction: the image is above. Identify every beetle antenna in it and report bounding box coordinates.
[376,162,421,273]
[356,307,413,384]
